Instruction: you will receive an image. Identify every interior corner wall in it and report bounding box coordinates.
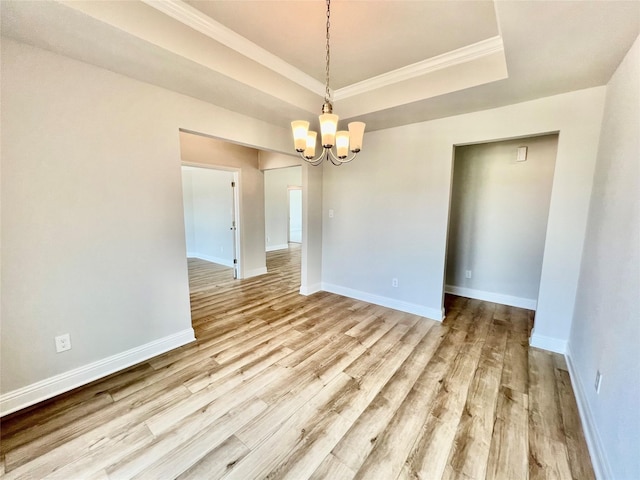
[264,167,302,252]
[0,37,294,413]
[321,87,605,338]
[446,135,558,309]
[567,35,639,480]
[179,132,267,279]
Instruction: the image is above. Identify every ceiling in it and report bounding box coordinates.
[1,0,639,134]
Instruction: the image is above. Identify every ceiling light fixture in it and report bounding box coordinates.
[291,0,365,166]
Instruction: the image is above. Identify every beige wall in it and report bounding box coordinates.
[179,132,267,278]
[0,37,294,413]
[322,87,606,347]
[568,35,640,480]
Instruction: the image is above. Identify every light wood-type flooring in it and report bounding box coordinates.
[1,245,595,479]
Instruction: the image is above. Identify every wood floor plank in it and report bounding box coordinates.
[107,353,218,402]
[332,324,454,473]
[41,423,155,480]
[485,386,529,480]
[528,349,573,480]
[310,454,355,480]
[0,362,152,442]
[144,362,286,436]
[269,316,435,473]
[222,373,354,480]
[130,397,267,480]
[184,343,293,394]
[342,316,419,383]
[500,318,529,394]
[555,366,596,480]
[0,246,596,480]
[442,319,508,480]
[3,387,186,479]
[176,436,250,480]
[398,301,494,480]
[0,391,114,457]
[264,410,353,480]
[332,319,434,424]
[108,393,265,480]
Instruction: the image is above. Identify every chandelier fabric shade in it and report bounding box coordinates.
[290,0,366,166]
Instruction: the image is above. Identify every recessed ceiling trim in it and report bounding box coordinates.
[334,36,505,101]
[142,0,326,96]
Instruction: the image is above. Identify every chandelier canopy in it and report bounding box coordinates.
[291,0,366,166]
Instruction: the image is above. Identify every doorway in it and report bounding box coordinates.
[444,134,559,311]
[288,187,302,244]
[264,166,302,253]
[181,165,241,283]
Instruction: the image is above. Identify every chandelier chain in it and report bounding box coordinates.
[325,0,331,103]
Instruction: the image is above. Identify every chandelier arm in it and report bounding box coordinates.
[299,147,360,166]
[328,154,342,166]
[327,148,359,164]
[299,150,327,166]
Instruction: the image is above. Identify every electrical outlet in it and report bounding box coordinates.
[55,333,71,353]
[595,370,602,394]
[392,278,399,288]
[465,270,472,279]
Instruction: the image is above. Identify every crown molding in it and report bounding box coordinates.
[142,0,325,96]
[334,36,505,101]
[142,1,504,105]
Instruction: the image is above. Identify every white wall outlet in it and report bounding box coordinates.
[392,278,399,288]
[328,209,334,218]
[55,333,71,353]
[595,370,602,394]
[465,270,472,279]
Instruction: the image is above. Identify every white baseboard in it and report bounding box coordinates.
[187,252,234,267]
[266,244,289,252]
[445,285,537,310]
[299,283,322,296]
[0,328,195,417]
[529,331,567,354]
[243,266,268,279]
[321,283,444,321]
[565,345,612,480]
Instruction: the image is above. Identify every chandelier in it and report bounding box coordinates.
[291,0,366,166]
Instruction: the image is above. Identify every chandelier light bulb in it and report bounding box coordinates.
[347,122,365,153]
[335,131,349,158]
[305,131,317,159]
[291,121,309,152]
[320,113,339,148]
